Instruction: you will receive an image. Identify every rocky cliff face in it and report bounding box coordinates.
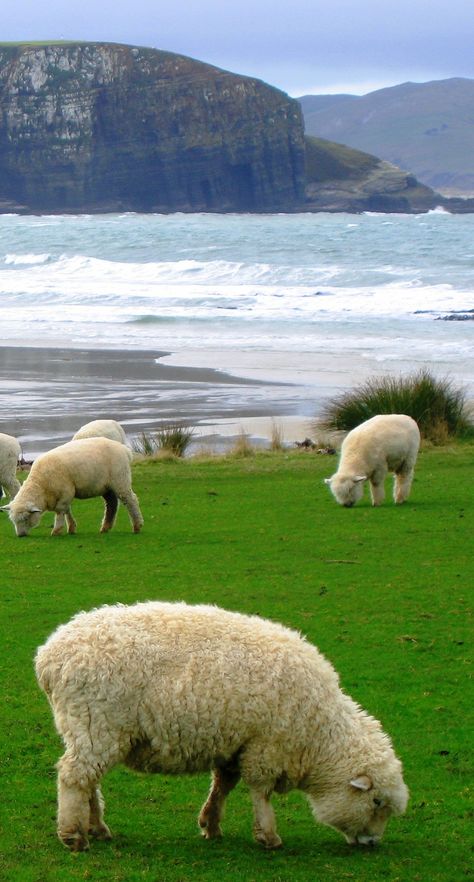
[303,136,474,214]
[0,42,306,212]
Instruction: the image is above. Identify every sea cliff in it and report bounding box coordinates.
[0,42,471,215]
[0,42,306,213]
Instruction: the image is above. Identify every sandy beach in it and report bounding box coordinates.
[0,345,326,458]
[2,340,468,458]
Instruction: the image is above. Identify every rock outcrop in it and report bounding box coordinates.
[0,42,306,213]
[303,136,474,214]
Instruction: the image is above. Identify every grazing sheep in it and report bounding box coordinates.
[1,437,143,536]
[325,414,420,507]
[35,601,408,854]
[72,419,128,446]
[0,432,21,500]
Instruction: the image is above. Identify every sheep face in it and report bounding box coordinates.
[325,474,366,507]
[3,501,43,536]
[308,774,409,846]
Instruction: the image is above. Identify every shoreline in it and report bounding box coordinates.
[0,344,319,457]
[3,342,469,459]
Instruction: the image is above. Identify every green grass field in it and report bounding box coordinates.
[1,444,472,882]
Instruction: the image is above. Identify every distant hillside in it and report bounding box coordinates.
[299,78,474,195]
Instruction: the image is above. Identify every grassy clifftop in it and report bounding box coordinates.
[304,135,441,212]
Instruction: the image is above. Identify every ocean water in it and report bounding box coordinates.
[0,209,473,434]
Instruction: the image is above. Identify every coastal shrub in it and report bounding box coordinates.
[318,369,473,441]
[132,424,195,458]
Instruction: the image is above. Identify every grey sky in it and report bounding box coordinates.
[3,0,474,95]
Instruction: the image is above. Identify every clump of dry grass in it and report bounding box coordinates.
[270,419,284,451]
[229,429,256,458]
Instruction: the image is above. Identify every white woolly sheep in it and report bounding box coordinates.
[72,419,128,446]
[325,414,420,507]
[0,432,21,500]
[35,601,408,854]
[1,437,143,536]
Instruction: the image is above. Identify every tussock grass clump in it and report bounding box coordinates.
[319,369,473,442]
[270,419,284,451]
[229,429,256,458]
[132,424,195,458]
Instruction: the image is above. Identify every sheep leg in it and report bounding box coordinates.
[118,490,144,533]
[394,467,414,503]
[50,507,76,536]
[101,490,119,532]
[199,762,241,838]
[51,512,66,536]
[250,790,282,849]
[57,762,92,852]
[3,475,20,499]
[88,786,112,840]
[369,470,386,506]
[65,509,77,533]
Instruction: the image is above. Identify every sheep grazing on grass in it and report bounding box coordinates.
[72,419,128,446]
[325,414,420,507]
[0,432,21,501]
[1,437,143,536]
[35,601,408,854]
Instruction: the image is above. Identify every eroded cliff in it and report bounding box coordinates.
[0,42,306,212]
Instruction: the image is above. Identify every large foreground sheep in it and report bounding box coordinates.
[35,601,408,854]
[0,432,21,500]
[1,437,143,536]
[72,419,128,446]
[325,414,420,507]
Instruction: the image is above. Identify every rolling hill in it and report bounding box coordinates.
[299,78,474,195]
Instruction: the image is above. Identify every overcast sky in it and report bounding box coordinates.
[3,0,473,96]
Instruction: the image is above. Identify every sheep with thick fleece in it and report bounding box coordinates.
[35,601,408,854]
[2,437,143,536]
[72,419,128,446]
[325,414,420,507]
[0,432,21,500]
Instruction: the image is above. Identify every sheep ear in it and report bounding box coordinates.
[350,775,373,792]
[353,475,367,483]
[0,504,11,512]
[324,477,333,485]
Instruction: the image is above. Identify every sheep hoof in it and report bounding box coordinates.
[89,823,112,841]
[254,831,282,849]
[60,829,89,852]
[200,824,223,839]
[198,813,223,839]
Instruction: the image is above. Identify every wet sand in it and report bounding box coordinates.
[0,345,314,457]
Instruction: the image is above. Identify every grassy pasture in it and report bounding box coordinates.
[0,444,472,882]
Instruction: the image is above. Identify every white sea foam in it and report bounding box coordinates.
[4,252,52,265]
[0,211,473,395]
